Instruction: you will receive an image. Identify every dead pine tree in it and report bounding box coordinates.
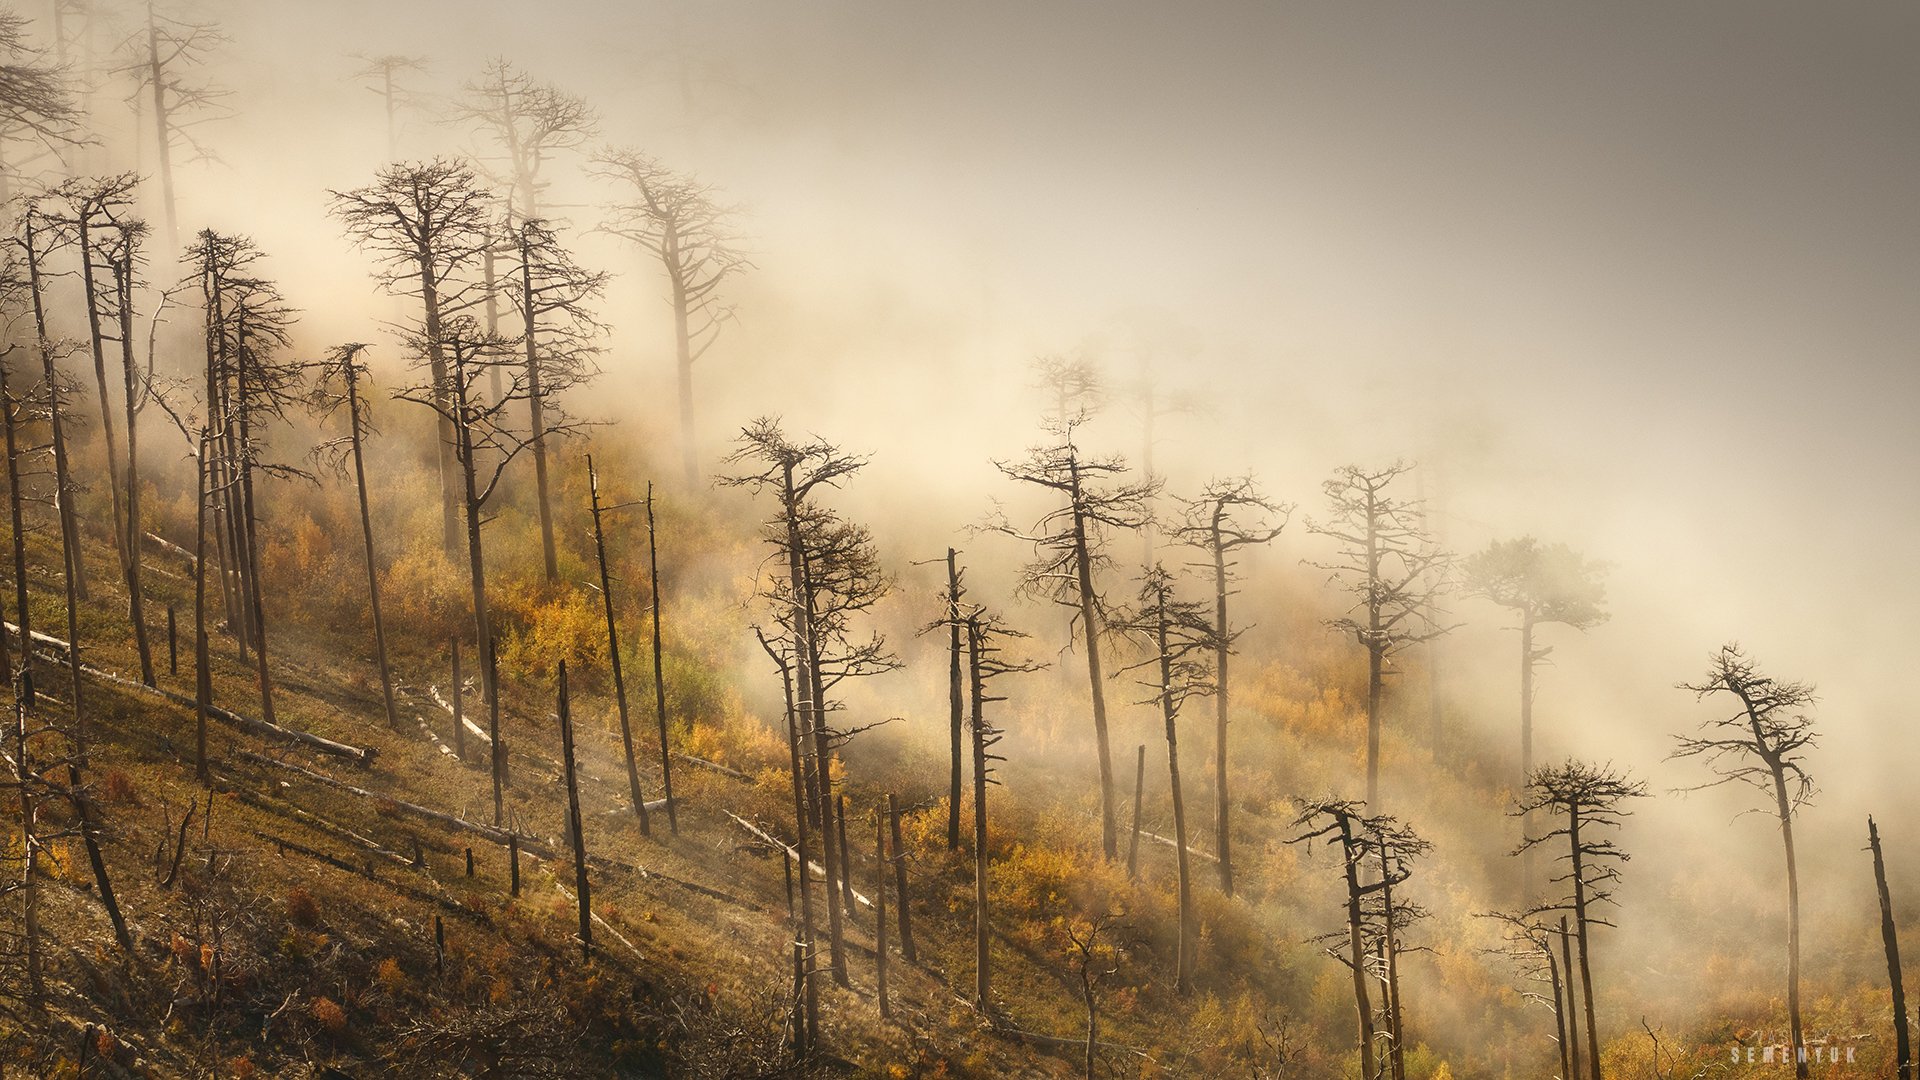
[1869,817,1912,1080]
[1483,910,1574,1080]
[1115,564,1218,995]
[752,625,820,1046]
[556,660,592,963]
[1306,463,1452,806]
[944,548,965,849]
[13,204,86,603]
[331,158,491,556]
[962,606,1035,1011]
[50,175,158,682]
[1674,645,1818,1079]
[1465,537,1607,885]
[312,344,398,729]
[1513,760,1646,1080]
[989,412,1156,861]
[505,217,603,583]
[1288,800,1383,1080]
[887,792,914,963]
[1172,474,1289,896]
[453,57,595,223]
[184,231,305,724]
[119,4,228,253]
[0,12,82,204]
[351,53,429,161]
[585,454,648,832]
[1064,910,1125,1080]
[597,149,751,487]
[873,805,890,1019]
[645,482,676,832]
[1369,819,1431,1080]
[0,281,39,708]
[397,317,575,827]
[726,419,898,987]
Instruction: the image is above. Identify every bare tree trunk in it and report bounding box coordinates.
[1560,916,1581,1080]
[1871,817,1912,1080]
[24,215,83,607]
[835,791,855,917]
[1,364,31,707]
[13,682,42,1003]
[556,662,592,963]
[645,484,677,833]
[75,215,129,582]
[192,430,212,783]
[669,245,697,488]
[1067,459,1118,860]
[1210,523,1233,895]
[1769,759,1807,1079]
[1156,606,1195,996]
[1519,614,1535,886]
[588,457,648,832]
[946,548,963,850]
[235,389,275,724]
[1127,743,1145,880]
[1569,808,1601,1080]
[874,808,890,1019]
[768,639,819,1041]
[145,9,178,253]
[1545,933,1570,1080]
[1380,845,1406,1080]
[1340,816,1378,1080]
[344,363,397,729]
[450,639,465,761]
[519,239,558,582]
[114,261,155,687]
[968,618,991,1009]
[452,362,505,827]
[1364,496,1383,807]
[887,792,915,963]
[417,251,461,556]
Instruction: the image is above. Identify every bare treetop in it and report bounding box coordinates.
[1674,643,1818,811]
[595,146,751,351]
[0,12,82,148]
[454,57,596,220]
[1173,475,1291,581]
[722,416,869,504]
[1307,461,1453,659]
[1030,351,1105,425]
[1512,759,1647,920]
[329,158,491,304]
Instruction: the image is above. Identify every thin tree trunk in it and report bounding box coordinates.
[519,232,557,582]
[24,216,85,602]
[1341,816,1378,1080]
[556,662,591,963]
[768,639,819,1041]
[1127,743,1145,880]
[1871,816,1912,1080]
[1364,490,1383,807]
[1546,935,1570,1080]
[1771,760,1807,1078]
[114,258,155,686]
[1520,614,1535,886]
[1,364,31,707]
[646,484,676,833]
[453,360,505,827]
[75,215,129,583]
[669,243,697,487]
[1156,605,1195,995]
[14,687,42,1003]
[888,792,915,963]
[417,249,461,556]
[874,808,890,1019]
[1210,519,1232,895]
[145,9,178,253]
[192,430,211,784]
[1570,808,1601,1080]
[968,617,991,1009]
[1067,458,1118,860]
[1380,845,1406,1080]
[588,457,648,832]
[835,791,855,917]
[450,639,465,761]
[235,384,275,724]
[1560,916,1581,1080]
[344,362,397,729]
[946,548,963,850]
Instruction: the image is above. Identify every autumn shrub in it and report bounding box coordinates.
[285,886,320,927]
[308,995,347,1035]
[99,768,136,804]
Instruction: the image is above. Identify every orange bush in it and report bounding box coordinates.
[285,886,320,927]
[308,995,347,1035]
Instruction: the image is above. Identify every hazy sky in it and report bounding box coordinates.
[62,0,1920,884]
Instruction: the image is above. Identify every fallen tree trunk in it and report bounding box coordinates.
[725,810,873,910]
[10,622,375,764]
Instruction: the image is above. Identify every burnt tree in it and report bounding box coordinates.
[453,58,595,223]
[312,344,398,730]
[1172,474,1288,896]
[990,414,1155,861]
[1674,645,1817,1079]
[1869,816,1912,1080]
[585,454,647,831]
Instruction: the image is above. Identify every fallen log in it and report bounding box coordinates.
[8,621,376,765]
[724,810,873,911]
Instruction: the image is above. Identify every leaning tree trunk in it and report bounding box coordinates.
[1768,758,1807,1079]
[1066,459,1119,860]
[945,548,963,851]
[1870,817,1912,1080]
[343,364,398,730]
[24,215,85,602]
[588,457,648,832]
[1544,931,1571,1080]
[646,485,677,833]
[1156,606,1195,996]
[1560,916,1581,1080]
[556,662,592,963]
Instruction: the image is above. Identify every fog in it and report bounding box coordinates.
[23,0,1920,1060]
